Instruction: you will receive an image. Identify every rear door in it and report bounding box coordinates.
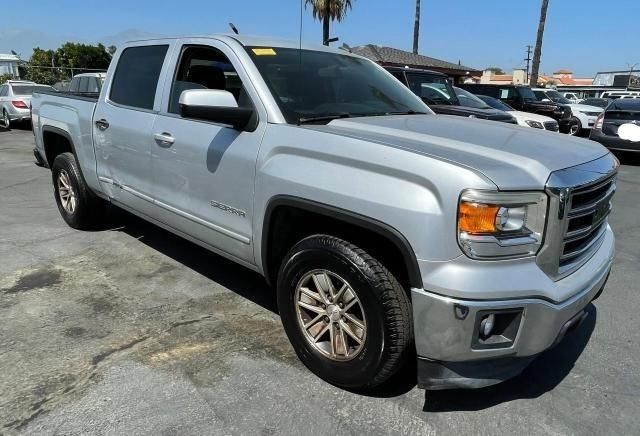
[149,38,267,262]
[93,41,174,215]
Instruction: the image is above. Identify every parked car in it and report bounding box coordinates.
[452,87,516,123]
[590,98,640,153]
[532,88,603,136]
[68,72,107,94]
[562,92,582,103]
[459,83,573,132]
[477,94,559,131]
[32,35,616,391]
[580,98,613,109]
[386,67,516,123]
[0,80,56,128]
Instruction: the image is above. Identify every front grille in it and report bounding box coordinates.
[544,121,559,131]
[559,174,616,269]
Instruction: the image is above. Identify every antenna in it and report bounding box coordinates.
[229,23,239,35]
[324,37,339,45]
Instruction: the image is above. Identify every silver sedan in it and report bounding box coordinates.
[0,80,56,128]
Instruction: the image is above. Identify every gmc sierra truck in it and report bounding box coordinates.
[31,35,617,391]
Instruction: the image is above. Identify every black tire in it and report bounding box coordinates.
[1,110,10,130]
[51,152,104,229]
[569,117,582,136]
[277,235,413,390]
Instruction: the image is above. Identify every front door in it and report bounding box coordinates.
[149,40,266,263]
[93,42,172,215]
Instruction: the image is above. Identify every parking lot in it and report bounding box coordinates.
[0,127,639,435]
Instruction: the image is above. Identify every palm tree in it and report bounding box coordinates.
[305,0,354,46]
[530,0,550,87]
[413,0,421,54]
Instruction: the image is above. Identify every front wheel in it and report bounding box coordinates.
[277,235,413,390]
[569,117,582,136]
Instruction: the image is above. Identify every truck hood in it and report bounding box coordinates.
[312,114,609,189]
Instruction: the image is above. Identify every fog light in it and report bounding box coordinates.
[480,314,495,338]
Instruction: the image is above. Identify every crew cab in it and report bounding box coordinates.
[386,67,516,124]
[31,35,616,391]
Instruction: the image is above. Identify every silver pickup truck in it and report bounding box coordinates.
[31,35,617,391]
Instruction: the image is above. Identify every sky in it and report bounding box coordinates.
[2,0,638,77]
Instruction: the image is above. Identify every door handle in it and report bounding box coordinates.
[95,119,109,130]
[154,132,175,146]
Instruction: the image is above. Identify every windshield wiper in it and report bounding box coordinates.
[298,113,352,125]
[385,110,429,115]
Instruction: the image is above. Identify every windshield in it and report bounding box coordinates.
[536,89,570,104]
[453,87,491,109]
[478,95,514,111]
[405,72,458,106]
[246,47,430,124]
[12,85,55,96]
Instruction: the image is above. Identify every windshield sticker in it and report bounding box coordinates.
[500,89,509,99]
[252,48,276,56]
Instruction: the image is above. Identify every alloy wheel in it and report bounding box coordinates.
[294,269,367,361]
[57,169,77,214]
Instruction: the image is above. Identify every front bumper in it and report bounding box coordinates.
[412,226,614,390]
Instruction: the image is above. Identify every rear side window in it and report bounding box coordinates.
[79,77,89,92]
[0,85,7,97]
[110,45,169,110]
[70,78,80,92]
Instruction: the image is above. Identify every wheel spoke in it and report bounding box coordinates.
[337,323,348,357]
[340,320,363,344]
[311,273,333,303]
[303,313,324,329]
[313,323,330,342]
[343,312,364,330]
[298,300,324,315]
[299,286,324,304]
[329,322,336,357]
[343,298,358,312]
[334,283,348,303]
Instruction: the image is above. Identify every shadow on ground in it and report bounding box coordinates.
[107,208,278,314]
[422,304,597,412]
[102,207,597,405]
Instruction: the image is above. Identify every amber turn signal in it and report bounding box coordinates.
[458,201,499,234]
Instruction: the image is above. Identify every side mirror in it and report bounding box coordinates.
[179,89,255,131]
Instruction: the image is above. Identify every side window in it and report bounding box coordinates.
[79,77,89,92]
[0,85,6,97]
[110,45,169,110]
[168,45,249,114]
[87,77,100,93]
[69,78,80,92]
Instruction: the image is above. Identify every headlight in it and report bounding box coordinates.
[457,190,547,259]
[525,120,544,129]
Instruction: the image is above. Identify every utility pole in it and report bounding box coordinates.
[525,45,533,83]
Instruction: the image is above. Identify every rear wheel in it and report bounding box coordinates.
[52,152,104,229]
[1,110,10,129]
[277,235,413,390]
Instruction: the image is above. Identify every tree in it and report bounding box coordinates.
[530,0,550,87]
[107,45,117,57]
[0,73,13,83]
[486,67,505,75]
[23,43,113,85]
[413,0,421,54]
[305,0,354,46]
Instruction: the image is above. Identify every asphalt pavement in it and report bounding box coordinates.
[1,127,639,435]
